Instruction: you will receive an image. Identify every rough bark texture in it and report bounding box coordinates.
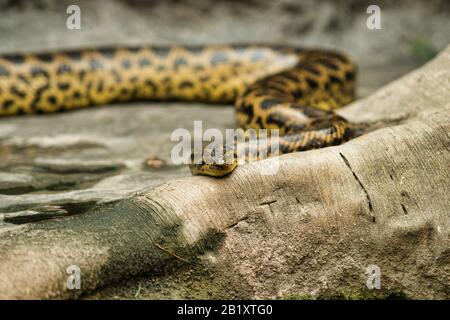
[0,45,449,300]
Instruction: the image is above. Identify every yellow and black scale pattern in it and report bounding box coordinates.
[0,44,356,163]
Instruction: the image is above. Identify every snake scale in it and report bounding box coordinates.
[0,45,357,176]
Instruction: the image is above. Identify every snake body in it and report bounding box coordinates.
[0,45,357,176]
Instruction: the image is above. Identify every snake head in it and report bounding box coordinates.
[189,145,238,177]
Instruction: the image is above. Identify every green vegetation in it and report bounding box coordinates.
[410,38,438,62]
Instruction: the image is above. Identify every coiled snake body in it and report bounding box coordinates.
[0,45,357,176]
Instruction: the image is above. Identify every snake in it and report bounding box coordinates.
[0,45,357,176]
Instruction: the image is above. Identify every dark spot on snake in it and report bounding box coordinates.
[97,80,105,92]
[58,82,70,90]
[326,125,337,135]
[331,137,342,146]
[316,58,339,70]
[202,88,211,100]
[230,44,249,52]
[329,75,342,85]
[86,81,93,92]
[112,70,121,82]
[30,82,50,108]
[280,73,299,82]
[31,67,49,77]
[200,76,210,82]
[3,99,14,109]
[18,74,30,85]
[47,95,57,105]
[300,105,327,117]
[2,54,25,64]
[97,48,116,58]
[16,108,26,115]
[122,59,132,69]
[306,77,319,90]
[237,103,254,119]
[152,47,170,58]
[164,86,172,97]
[279,142,291,153]
[232,61,242,69]
[219,92,228,101]
[73,91,82,99]
[162,77,171,84]
[35,53,54,63]
[261,99,282,109]
[345,70,355,81]
[287,123,306,132]
[0,66,10,76]
[174,57,187,69]
[255,116,265,128]
[139,58,151,67]
[179,81,194,89]
[263,83,287,93]
[57,64,72,75]
[211,52,229,65]
[292,89,304,99]
[126,46,141,53]
[185,46,204,54]
[56,106,66,113]
[306,138,322,148]
[266,113,287,127]
[10,85,26,98]
[79,70,87,81]
[64,50,83,60]
[303,65,321,76]
[131,87,139,98]
[90,59,103,70]
[267,78,289,88]
[145,79,157,91]
[343,127,354,140]
[251,90,266,97]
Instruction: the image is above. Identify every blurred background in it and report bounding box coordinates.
[0,0,448,68]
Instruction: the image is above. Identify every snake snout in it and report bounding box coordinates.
[189,145,238,177]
